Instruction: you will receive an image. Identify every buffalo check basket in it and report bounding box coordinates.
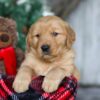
[0,73,78,100]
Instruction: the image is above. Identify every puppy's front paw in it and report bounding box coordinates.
[42,76,60,93]
[13,75,31,93]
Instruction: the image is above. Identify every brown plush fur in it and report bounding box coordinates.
[13,16,80,93]
[0,17,24,73]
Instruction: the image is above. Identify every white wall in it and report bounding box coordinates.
[68,0,100,85]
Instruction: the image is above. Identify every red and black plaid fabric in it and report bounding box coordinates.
[0,73,78,100]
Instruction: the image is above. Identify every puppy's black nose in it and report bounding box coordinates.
[41,44,50,53]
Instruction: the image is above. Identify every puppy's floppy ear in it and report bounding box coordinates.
[26,25,34,52]
[65,23,75,49]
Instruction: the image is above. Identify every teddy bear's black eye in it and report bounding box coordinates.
[52,32,59,36]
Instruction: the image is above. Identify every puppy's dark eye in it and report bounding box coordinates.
[35,34,40,38]
[52,32,59,36]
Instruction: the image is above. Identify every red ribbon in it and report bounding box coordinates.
[0,46,17,75]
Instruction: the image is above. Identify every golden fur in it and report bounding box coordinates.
[13,16,80,93]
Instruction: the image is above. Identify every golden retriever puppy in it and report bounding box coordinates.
[13,16,80,93]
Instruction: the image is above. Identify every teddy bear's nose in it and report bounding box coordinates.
[0,34,9,42]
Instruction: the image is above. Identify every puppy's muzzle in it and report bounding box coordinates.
[41,44,50,55]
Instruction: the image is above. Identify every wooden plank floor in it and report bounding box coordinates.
[76,87,100,100]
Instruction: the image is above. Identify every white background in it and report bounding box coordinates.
[68,0,100,85]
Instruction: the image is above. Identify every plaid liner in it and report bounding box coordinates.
[0,73,78,100]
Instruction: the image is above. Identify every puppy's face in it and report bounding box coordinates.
[27,16,75,61]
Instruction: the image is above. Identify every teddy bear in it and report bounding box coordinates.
[0,17,24,74]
